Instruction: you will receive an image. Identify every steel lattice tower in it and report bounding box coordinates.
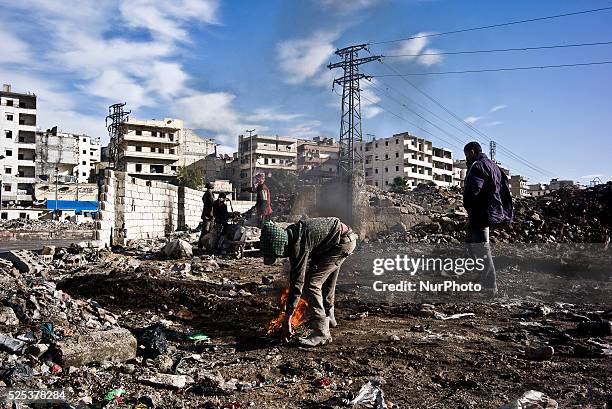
[328,44,381,176]
[106,103,130,171]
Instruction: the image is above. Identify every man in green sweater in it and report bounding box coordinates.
[260,217,358,347]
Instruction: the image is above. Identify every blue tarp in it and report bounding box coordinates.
[46,200,99,213]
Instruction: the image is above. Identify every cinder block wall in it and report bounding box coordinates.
[96,172,254,247]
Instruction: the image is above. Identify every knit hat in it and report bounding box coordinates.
[254,173,265,185]
[260,222,288,257]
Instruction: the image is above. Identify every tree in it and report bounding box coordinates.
[391,176,409,192]
[176,166,204,190]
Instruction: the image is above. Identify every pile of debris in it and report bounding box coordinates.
[0,218,96,232]
[377,183,612,244]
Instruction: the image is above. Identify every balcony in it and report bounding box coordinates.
[122,134,179,145]
[123,151,178,161]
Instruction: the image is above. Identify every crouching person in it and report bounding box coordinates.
[260,217,358,347]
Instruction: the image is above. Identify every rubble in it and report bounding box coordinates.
[161,238,193,259]
[0,218,95,232]
[54,328,137,366]
[498,390,558,409]
[376,183,612,243]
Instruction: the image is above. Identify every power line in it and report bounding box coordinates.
[374,60,612,76]
[377,60,555,177]
[369,76,552,177]
[381,40,612,57]
[357,90,463,152]
[369,6,612,45]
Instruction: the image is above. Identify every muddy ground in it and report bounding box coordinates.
[38,240,612,409]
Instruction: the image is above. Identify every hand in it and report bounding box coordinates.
[281,315,294,342]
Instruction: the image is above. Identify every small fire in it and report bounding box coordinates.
[266,288,309,335]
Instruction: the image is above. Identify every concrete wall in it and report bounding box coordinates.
[96,170,254,247]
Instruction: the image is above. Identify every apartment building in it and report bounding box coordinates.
[237,134,297,188]
[36,128,101,184]
[297,136,338,181]
[510,174,528,198]
[178,128,216,168]
[1,84,37,207]
[359,132,453,190]
[118,118,182,179]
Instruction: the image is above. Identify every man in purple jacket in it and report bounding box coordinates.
[463,141,513,294]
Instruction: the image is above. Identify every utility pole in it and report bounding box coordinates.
[106,103,130,170]
[246,129,256,201]
[489,140,497,162]
[328,44,381,176]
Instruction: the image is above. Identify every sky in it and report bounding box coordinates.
[1,0,611,183]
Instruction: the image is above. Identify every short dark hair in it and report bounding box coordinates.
[218,192,227,199]
[464,141,482,153]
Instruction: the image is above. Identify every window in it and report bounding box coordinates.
[135,130,142,136]
[385,141,388,146]
[82,150,86,154]
[6,100,13,106]
[19,213,27,219]
[385,154,388,159]
[169,149,175,154]
[170,166,177,171]
[385,167,388,173]
[3,184,11,192]
[82,172,86,177]
[365,172,369,177]
[90,151,94,156]
[169,133,174,141]
[6,114,13,121]
[0,213,7,220]
[82,161,86,165]
[5,130,11,138]
[375,143,378,148]
[396,166,399,171]
[135,164,142,172]
[151,131,157,137]
[82,138,86,142]
[18,153,23,160]
[5,167,11,174]
[375,169,378,174]
[135,146,142,152]
[395,152,399,158]
[396,139,399,144]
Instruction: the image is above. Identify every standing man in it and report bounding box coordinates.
[260,217,358,347]
[463,141,513,294]
[198,182,215,250]
[252,173,272,226]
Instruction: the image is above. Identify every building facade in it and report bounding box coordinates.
[1,84,37,207]
[36,128,101,184]
[510,174,528,198]
[297,136,338,181]
[237,134,297,188]
[178,128,216,168]
[118,118,183,179]
[359,132,454,190]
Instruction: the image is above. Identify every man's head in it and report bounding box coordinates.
[205,182,214,190]
[463,141,482,162]
[260,222,288,264]
[217,192,227,202]
[254,173,265,186]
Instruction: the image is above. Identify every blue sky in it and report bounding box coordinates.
[1,0,611,183]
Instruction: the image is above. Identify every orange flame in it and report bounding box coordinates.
[266,288,309,335]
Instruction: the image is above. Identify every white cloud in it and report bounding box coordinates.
[489,104,507,113]
[118,0,219,41]
[318,0,382,12]
[277,31,338,84]
[390,33,443,66]
[286,120,323,138]
[245,108,303,122]
[0,27,33,64]
[580,174,604,179]
[484,121,504,127]
[361,80,383,119]
[464,116,484,124]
